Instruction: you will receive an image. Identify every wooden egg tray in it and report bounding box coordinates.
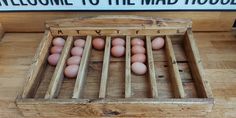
[16,16,214,117]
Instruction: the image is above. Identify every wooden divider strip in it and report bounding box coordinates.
[45,36,73,99]
[146,36,158,98]
[98,36,111,98]
[184,29,213,98]
[22,30,52,98]
[125,36,131,98]
[165,36,186,98]
[72,35,92,99]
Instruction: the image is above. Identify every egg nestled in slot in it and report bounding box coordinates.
[111,37,125,58]
[92,37,105,50]
[48,37,65,66]
[64,38,86,78]
[130,37,147,75]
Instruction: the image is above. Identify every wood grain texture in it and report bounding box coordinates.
[99,36,111,98]
[50,28,186,36]
[45,36,73,99]
[15,16,214,117]
[0,12,234,32]
[46,15,191,28]
[125,36,131,98]
[184,29,213,98]
[21,31,52,98]
[0,32,235,117]
[48,15,190,36]
[16,98,213,117]
[165,36,186,98]
[72,35,92,98]
[146,36,158,98]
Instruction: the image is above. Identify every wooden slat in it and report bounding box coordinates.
[165,36,186,98]
[16,98,214,117]
[72,35,92,98]
[146,36,158,98]
[44,36,73,99]
[21,30,52,98]
[17,98,214,105]
[184,29,213,98]
[46,15,191,28]
[50,28,186,37]
[98,36,111,98]
[125,36,131,98]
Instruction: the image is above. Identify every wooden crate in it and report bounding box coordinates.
[16,16,214,117]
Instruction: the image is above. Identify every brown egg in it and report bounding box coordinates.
[71,47,83,56]
[132,45,146,54]
[131,54,146,63]
[67,56,81,65]
[50,46,63,54]
[92,37,105,50]
[152,37,165,50]
[53,37,65,46]
[48,54,60,66]
[64,65,79,78]
[131,62,147,75]
[131,38,144,46]
[111,46,125,57]
[74,39,85,48]
[112,38,125,46]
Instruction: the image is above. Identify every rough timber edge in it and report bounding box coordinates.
[45,15,192,29]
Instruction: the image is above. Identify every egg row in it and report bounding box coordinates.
[48,37,66,66]
[64,39,86,78]
[111,38,125,57]
[48,38,85,66]
[130,38,147,75]
[91,37,165,76]
[91,36,165,51]
[48,36,165,77]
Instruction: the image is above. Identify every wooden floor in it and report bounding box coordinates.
[0,32,235,118]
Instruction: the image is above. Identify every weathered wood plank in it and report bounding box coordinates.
[184,29,213,98]
[146,36,158,98]
[125,36,131,98]
[50,28,186,36]
[16,98,214,117]
[72,35,92,98]
[21,31,52,98]
[99,36,111,98]
[45,36,73,99]
[46,15,191,28]
[165,36,186,98]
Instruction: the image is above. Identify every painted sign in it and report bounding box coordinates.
[0,0,235,11]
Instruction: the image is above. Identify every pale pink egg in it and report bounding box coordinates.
[50,46,63,54]
[92,37,105,50]
[74,39,85,48]
[132,45,146,54]
[152,37,165,50]
[53,37,65,46]
[131,62,147,75]
[112,38,125,46]
[67,56,81,65]
[131,38,144,46]
[64,65,79,78]
[131,54,146,63]
[48,54,60,66]
[111,46,125,57]
[71,47,83,56]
